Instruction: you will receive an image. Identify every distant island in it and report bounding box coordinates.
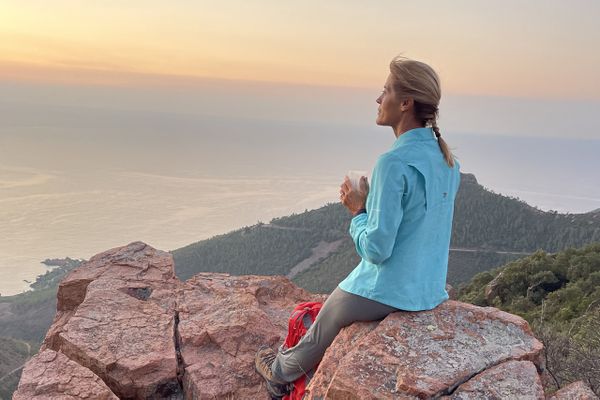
[41,257,85,268]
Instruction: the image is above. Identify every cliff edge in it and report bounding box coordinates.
[13,242,597,399]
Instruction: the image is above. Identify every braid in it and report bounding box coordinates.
[431,121,455,168]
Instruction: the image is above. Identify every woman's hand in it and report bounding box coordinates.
[340,176,369,216]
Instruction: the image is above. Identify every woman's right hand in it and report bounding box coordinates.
[340,176,369,215]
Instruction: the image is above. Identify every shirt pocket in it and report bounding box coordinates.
[406,163,452,212]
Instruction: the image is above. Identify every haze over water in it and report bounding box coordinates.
[1,86,599,296]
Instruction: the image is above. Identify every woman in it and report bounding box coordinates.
[255,56,461,398]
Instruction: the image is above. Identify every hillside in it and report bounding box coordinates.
[172,172,600,292]
[0,261,82,397]
[458,242,600,394]
[0,337,31,400]
[453,174,600,251]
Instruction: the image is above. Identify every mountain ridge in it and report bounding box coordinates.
[171,172,600,293]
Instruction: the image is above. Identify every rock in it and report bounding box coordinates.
[13,349,118,399]
[446,283,457,300]
[485,270,504,303]
[16,241,323,400]
[55,241,175,313]
[460,173,478,185]
[304,321,380,399]
[547,380,599,400]
[443,360,544,399]
[53,278,180,399]
[15,241,573,400]
[304,300,544,399]
[40,242,182,399]
[177,273,323,399]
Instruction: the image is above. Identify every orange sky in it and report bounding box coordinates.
[1,1,599,98]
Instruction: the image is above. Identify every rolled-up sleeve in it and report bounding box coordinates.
[349,155,406,265]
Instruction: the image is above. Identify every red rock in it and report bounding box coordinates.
[178,273,324,399]
[446,283,457,300]
[305,300,544,399]
[41,242,183,399]
[304,321,380,400]
[23,242,324,399]
[56,241,175,312]
[444,360,545,399]
[15,241,563,400]
[13,349,118,399]
[55,278,180,399]
[547,380,599,400]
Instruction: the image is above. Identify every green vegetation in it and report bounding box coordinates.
[0,260,82,398]
[292,238,358,293]
[457,243,600,328]
[0,337,31,399]
[457,242,600,394]
[452,174,600,252]
[174,203,348,280]
[446,250,524,286]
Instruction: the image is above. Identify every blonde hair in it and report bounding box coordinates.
[389,56,455,168]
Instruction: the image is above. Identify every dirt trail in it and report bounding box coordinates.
[450,247,531,255]
[0,340,32,382]
[261,224,312,232]
[287,239,345,280]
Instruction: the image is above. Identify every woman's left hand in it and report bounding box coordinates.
[340,176,369,216]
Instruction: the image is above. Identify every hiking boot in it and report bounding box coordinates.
[255,345,291,399]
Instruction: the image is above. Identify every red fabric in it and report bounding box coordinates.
[282,301,322,400]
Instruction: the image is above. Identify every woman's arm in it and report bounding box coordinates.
[349,155,406,265]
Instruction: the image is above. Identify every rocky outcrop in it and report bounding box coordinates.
[304,301,546,399]
[484,270,504,303]
[547,381,599,400]
[13,241,598,399]
[443,360,544,399]
[13,349,118,400]
[14,241,322,399]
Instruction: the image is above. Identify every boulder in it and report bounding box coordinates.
[547,381,599,400]
[443,360,545,399]
[17,241,322,399]
[177,273,323,399]
[13,241,598,399]
[13,349,118,399]
[304,300,545,399]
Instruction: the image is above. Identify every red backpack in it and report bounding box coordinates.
[282,301,323,400]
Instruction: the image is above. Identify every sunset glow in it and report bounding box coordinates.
[2,0,599,97]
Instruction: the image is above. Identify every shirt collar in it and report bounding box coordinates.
[392,127,436,149]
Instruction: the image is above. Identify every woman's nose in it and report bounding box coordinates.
[376,95,382,104]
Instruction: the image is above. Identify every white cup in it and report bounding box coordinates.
[347,170,368,191]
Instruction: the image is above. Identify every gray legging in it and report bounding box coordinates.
[271,286,399,383]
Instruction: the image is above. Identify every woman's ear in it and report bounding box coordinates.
[400,97,414,112]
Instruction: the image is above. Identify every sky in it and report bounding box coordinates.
[1,0,600,98]
[1,1,599,142]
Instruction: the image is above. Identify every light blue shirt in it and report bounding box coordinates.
[338,127,461,311]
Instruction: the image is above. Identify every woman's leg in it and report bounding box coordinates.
[271,286,398,383]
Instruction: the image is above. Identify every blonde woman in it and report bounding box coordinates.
[256,56,461,398]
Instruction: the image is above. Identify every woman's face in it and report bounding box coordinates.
[376,74,403,127]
